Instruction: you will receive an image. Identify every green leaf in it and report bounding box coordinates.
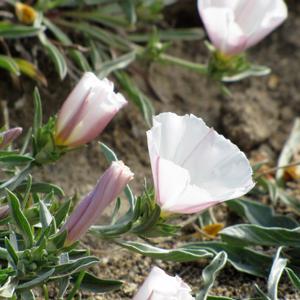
[97,51,136,79]
[43,18,91,72]
[0,55,20,76]
[222,65,270,82]
[4,238,18,269]
[54,199,71,226]
[71,272,122,293]
[39,200,53,229]
[197,252,227,300]
[117,241,213,262]
[0,22,42,38]
[14,58,47,86]
[221,224,300,248]
[120,0,137,25]
[7,189,34,248]
[129,28,204,43]
[52,256,99,278]
[285,268,300,290]
[20,290,35,300]
[58,20,130,51]
[39,33,67,80]
[17,269,55,290]
[57,276,70,299]
[115,71,154,127]
[276,118,300,183]
[33,87,42,138]
[227,198,299,229]
[0,165,31,196]
[16,182,64,197]
[186,242,273,277]
[0,155,34,166]
[47,230,67,251]
[267,248,287,300]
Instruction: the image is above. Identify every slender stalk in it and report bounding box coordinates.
[66,271,86,300]
[43,284,49,300]
[255,160,300,179]
[159,53,208,75]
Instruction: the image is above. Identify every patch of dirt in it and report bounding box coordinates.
[1,1,300,299]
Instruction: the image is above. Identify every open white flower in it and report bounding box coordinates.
[147,113,254,214]
[133,266,194,300]
[198,0,288,56]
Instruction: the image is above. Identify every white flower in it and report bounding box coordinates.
[198,0,288,55]
[133,266,194,300]
[147,113,254,214]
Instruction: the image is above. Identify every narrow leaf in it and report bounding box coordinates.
[267,248,287,300]
[285,268,300,290]
[17,269,55,290]
[117,241,212,262]
[0,55,20,76]
[197,252,227,300]
[7,189,34,248]
[39,33,67,80]
[72,272,122,293]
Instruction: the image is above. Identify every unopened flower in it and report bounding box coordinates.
[0,127,22,149]
[15,2,37,25]
[63,161,133,245]
[147,113,254,214]
[133,266,194,300]
[198,0,288,56]
[55,72,127,147]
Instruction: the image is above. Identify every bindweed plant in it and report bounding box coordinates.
[0,72,298,298]
[0,0,289,125]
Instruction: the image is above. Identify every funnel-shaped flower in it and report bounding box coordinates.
[198,0,288,56]
[147,113,254,214]
[55,72,127,147]
[0,127,22,149]
[64,161,133,245]
[133,266,194,300]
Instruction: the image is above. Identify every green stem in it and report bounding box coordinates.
[67,271,86,300]
[159,53,208,75]
[43,284,49,300]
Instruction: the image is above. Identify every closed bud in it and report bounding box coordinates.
[63,161,133,245]
[55,73,127,147]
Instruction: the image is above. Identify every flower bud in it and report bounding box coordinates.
[198,0,288,56]
[63,161,133,245]
[0,127,22,149]
[55,72,127,147]
[15,2,37,25]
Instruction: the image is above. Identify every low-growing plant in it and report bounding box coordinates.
[0,72,298,299]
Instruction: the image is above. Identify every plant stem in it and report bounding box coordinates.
[43,284,49,300]
[67,271,86,300]
[159,53,208,75]
[255,160,300,179]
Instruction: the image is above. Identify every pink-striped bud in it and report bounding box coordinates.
[55,73,127,147]
[64,161,134,245]
[0,127,22,149]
